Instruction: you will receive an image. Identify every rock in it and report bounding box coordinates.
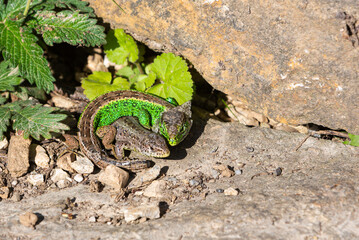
[98,165,129,189]
[0,187,10,199]
[28,174,44,186]
[73,174,84,183]
[11,180,18,187]
[0,137,8,150]
[122,204,160,222]
[88,216,97,223]
[11,192,21,202]
[224,187,239,196]
[51,94,77,109]
[30,145,50,169]
[7,135,31,177]
[213,164,234,178]
[211,169,220,179]
[221,168,235,178]
[128,165,161,188]
[19,212,38,228]
[189,179,200,187]
[143,180,167,198]
[50,168,70,183]
[235,169,243,175]
[56,153,76,173]
[56,179,70,189]
[70,156,94,174]
[274,123,299,133]
[87,0,359,134]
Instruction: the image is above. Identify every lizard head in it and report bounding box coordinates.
[159,101,192,146]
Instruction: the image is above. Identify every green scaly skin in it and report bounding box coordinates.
[96,116,170,159]
[78,90,192,170]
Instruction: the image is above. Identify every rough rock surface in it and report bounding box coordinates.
[1,118,359,239]
[87,0,359,134]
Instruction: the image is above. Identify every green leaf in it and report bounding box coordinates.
[0,20,55,92]
[104,29,139,65]
[134,72,156,92]
[344,133,359,147]
[146,53,193,105]
[32,0,95,17]
[11,104,69,140]
[29,10,106,47]
[0,106,11,139]
[116,66,136,79]
[81,71,130,100]
[0,0,26,21]
[0,60,23,91]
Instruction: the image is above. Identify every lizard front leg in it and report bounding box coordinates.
[96,125,117,155]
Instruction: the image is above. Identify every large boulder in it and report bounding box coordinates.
[88,0,359,134]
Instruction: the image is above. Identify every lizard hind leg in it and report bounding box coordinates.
[113,141,128,159]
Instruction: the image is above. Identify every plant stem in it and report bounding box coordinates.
[135,62,144,74]
[23,0,32,17]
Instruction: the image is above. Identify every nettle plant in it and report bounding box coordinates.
[0,0,106,139]
[81,29,194,105]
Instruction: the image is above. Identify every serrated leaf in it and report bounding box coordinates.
[31,0,95,17]
[344,133,359,147]
[0,20,55,92]
[0,96,7,104]
[0,106,11,139]
[0,0,26,21]
[0,60,23,91]
[30,10,106,47]
[11,104,69,140]
[82,71,130,100]
[146,53,193,104]
[104,29,139,65]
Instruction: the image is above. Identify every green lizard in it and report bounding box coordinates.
[78,90,192,170]
[96,116,170,159]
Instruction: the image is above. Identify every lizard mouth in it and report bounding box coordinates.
[152,149,170,158]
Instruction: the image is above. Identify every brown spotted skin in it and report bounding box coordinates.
[78,90,175,170]
[111,116,170,158]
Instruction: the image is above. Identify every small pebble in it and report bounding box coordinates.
[211,169,220,179]
[0,137,8,150]
[245,146,254,152]
[167,177,178,184]
[33,145,50,169]
[28,174,44,186]
[216,189,224,193]
[11,180,18,187]
[224,187,239,196]
[122,204,160,222]
[221,168,234,178]
[88,216,97,223]
[128,165,161,188]
[0,186,10,199]
[57,153,76,173]
[73,174,84,183]
[70,155,94,174]
[19,212,38,228]
[235,169,243,175]
[56,179,70,189]
[11,192,21,202]
[189,179,200,187]
[51,168,70,183]
[143,180,166,198]
[275,167,282,176]
[98,165,129,189]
